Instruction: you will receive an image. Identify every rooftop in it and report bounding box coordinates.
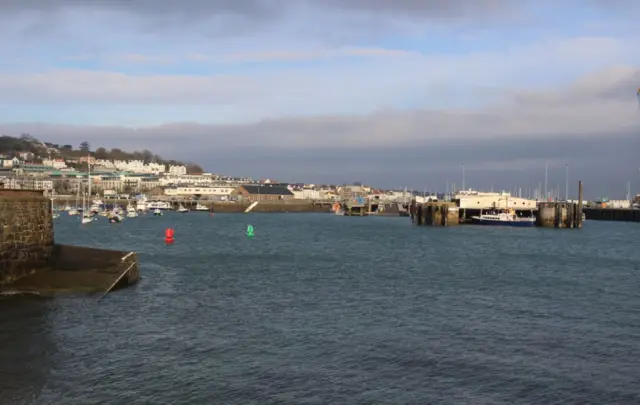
[242,184,294,195]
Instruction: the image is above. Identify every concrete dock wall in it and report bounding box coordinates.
[0,190,54,286]
[52,245,139,283]
[420,202,460,226]
[208,201,331,213]
[583,208,640,222]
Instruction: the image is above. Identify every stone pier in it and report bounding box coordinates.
[0,190,54,286]
[0,189,139,296]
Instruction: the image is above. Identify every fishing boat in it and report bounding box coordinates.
[153,208,163,216]
[470,208,536,227]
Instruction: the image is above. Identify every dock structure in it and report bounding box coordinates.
[535,181,584,229]
[583,208,640,222]
[418,202,460,226]
[536,202,583,228]
[411,181,585,229]
[343,197,368,216]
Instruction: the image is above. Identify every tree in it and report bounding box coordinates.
[186,164,204,174]
[20,133,36,142]
[142,149,153,164]
[61,144,73,150]
[95,147,108,159]
[79,141,90,152]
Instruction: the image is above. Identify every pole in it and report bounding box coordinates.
[544,160,548,201]
[565,164,569,201]
[461,164,465,191]
[577,181,583,228]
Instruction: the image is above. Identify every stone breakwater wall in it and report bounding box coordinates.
[210,201,332,213]
[0,190,54,286]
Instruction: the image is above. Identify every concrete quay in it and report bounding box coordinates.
[1,189,139,297]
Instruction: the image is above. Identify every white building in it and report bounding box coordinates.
[159,174,213,186]
[292,189,323,199]
[42,158,67,169]
[0,177,53,191]
[168,165,187,175]
[456,191,537,210]
[164,186,234,198]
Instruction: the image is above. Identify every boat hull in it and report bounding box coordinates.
[471,218,536,227]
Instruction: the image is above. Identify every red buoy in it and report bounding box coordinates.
[165,228,174,244]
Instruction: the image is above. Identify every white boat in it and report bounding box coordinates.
[108,212,124,223]
[126,204,137,217]
[195,202,208,211]
[148,201,171,210]
[68,208,79,216]
[64,204,72,211]
[177,204,189,213]
[471,209,536,227]
[153,208,163,216]
[136,195,149,212]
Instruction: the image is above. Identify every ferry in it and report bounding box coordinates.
[471,208,536,227]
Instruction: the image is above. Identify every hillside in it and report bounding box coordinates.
[0,134,204,174]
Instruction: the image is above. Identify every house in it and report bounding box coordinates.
[17,151,35,161]
[230,184,295,201]
[79,156,96,165]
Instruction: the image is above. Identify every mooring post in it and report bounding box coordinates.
[577,181,583,228]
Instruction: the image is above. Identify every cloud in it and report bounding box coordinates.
[0,1,639,196]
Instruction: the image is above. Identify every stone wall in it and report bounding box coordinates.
[0,190,54,285]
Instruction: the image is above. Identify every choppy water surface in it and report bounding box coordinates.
[1,213,640,404]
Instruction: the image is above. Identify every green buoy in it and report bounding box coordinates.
[246,224,255,237]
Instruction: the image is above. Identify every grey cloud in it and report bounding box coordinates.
[319,0,513,19]
[0,0,522,39]
[3,122,635,198]
[0,66,638,198]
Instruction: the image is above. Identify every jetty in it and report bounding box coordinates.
[411,181,585,229]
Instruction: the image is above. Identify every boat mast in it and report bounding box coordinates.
[87,151,92,204]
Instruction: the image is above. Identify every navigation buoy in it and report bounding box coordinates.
[246,224,254,237]
[165,227,175,244]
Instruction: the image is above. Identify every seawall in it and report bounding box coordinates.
[1,189,139,296]
[583,208,640,222]
[211,201,331,213]
[0,190,54,286]
[11,245,139,294]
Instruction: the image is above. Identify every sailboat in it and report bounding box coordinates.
[81,154,93,224]
[68,187,79,216]
[51,190,60,219]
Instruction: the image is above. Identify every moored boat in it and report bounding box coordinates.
[471,208,536,227]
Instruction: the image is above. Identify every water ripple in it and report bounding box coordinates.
[1,214,639,404]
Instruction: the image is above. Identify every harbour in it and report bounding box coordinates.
[3,211,640,404]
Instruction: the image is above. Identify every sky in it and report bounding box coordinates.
[0,0,639,198]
